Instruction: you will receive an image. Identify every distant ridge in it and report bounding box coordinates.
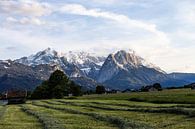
[0,48,192,91]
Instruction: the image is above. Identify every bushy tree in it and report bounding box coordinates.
[52,85,64,99]
[48,70,70,98]
[48,70,69,87]
[153,83,162,91]
[70,81,82,96]
[31,70,82,99]
[96,85,105,94]
[31,81,49,99]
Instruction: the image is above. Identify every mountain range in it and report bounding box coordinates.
[0,48,194,92]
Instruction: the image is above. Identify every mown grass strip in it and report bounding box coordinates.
[53,100,195,117]
[21,105,65,129]
[0,105,42,129]
[32,102,152,129]
[129,97,195,104]
[0,106,6,120]
[56,100,172,109]
[86,105,195,117]
[55,100,193,110]
[28,102,119,129]
[90,101,195,109]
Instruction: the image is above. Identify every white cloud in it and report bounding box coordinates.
[60,4,170,44]
[6,17,45,26]
[0,0,51,17]
[59,4,164,36]
[90,0,119,4]
[0,1,53,27]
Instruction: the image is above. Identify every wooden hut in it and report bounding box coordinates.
[5,90,27,104]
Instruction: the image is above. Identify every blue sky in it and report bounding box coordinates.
[0,0,195,73]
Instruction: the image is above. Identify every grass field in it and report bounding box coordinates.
[0,89,195,129]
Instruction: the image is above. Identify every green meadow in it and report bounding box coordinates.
[0,88,195,129]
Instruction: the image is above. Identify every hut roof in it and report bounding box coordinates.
[6,90,27,98]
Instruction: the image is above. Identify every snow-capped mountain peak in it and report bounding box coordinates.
[113,50,142,67]
[63,51,105,66]
[15,48,106,79]
[97,50,165,83]
[15,48,60,66]
[61,51,106,78]
[110,50,165,73]
[63,51,90,64]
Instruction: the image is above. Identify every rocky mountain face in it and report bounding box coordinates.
[15,48,105,79]
[0,60,57,91]
[97,50,165,83]
[0,48,192,91]
[15,48,60,66]
[13,48,106,91]
[62,51,106,79]
[97,50,187,89]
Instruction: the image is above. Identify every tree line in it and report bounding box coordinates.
[29,70,171,99]
[31,70,107,99]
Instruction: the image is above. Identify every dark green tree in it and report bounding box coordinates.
[31,81,49,99]
[48,70,70,98]
[52,85,64,99]
[153,83,162,91]
[96,85,105,94]
[48,70,69,87]
[70,81,82,96]
[31,70,82,99]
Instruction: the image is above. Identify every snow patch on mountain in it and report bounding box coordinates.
[3,66,9,69]
[0,60,11,65]
[63,51,106,67]
[80,68,91,74]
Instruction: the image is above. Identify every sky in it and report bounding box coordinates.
[0,0,195,73]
